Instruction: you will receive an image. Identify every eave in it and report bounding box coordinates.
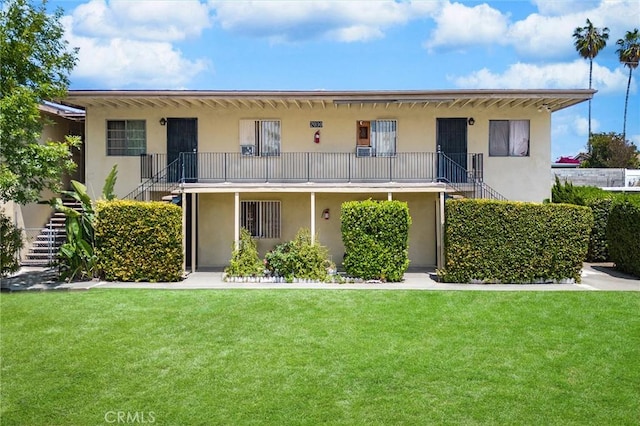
[59,89,595,113]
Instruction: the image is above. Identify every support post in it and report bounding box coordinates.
[436,191,445,270]
[234,192,240,250]
[388,192,392,201]
[182,191,187,273]
[191,193,197,274]
[310,192,316,245]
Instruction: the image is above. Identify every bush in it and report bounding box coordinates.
[607,199,640,277]
[95,200,183,282]
[439,199,593,283]
[224,228,264,278]
[265,228,335,281]
[550,179,640,262]
[341,200,411,282]
[585,198,613,262]
[0,210,23,277]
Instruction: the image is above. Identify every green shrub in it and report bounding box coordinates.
[224,228,264,278]
[0,209,23,277]
[265,228,335,281]
[95,200,183,282]
[585,198,613,262]
[607,199,640,277]
[551,176,585,205]
[550,181,640,262]
[341,200,411,282]
[439,199,593,283]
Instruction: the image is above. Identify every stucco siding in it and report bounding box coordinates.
[196,191,437,269]
[84,103,550,202]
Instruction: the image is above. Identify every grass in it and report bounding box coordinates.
[1,290,639,425]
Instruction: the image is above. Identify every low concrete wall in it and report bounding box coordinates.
[552,168,626,187]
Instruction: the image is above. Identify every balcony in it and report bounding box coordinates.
[140,151,484,185]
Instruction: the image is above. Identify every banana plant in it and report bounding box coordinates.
[52,165,117,281]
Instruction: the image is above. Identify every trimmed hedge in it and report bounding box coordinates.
[607,199,640,277]
[439,199,593,283]
[341,200,411,282]
[95,200,183,282]
[550,178,640,262]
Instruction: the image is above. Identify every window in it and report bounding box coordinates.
[107,120,146,156]
[241,201,280,239]
[239,120,281,156]
[356,120,396,156]
[489,120,530,157]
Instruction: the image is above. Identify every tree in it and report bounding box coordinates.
[1,209,24,277]
[0,0,79,204]
[573,18,609,151]
[616,29,640,141]
[582,132,640,169]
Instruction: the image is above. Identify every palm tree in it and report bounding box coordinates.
[616,29,640,141]
[573,18,609,152]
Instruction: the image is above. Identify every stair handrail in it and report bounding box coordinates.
[437,150,506,200]
[124,157,182,201]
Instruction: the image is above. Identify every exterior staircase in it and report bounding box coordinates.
[21,199,83,267]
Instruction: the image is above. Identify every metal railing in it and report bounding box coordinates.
[124,157,181,201]
[127,150,506,201]
[178,151,485,184]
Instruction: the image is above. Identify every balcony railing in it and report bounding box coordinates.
[139,151,484,185]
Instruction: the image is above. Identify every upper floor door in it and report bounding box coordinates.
[436,118,468,183]
[167,118,198,183]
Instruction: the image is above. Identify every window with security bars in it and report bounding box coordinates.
[241,201,281,239]
[107,120,146,156]
[239,119,281,156]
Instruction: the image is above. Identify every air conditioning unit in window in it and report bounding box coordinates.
[241,145,255,156]
[356,146,372,157]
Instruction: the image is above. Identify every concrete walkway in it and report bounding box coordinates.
[2,263,637,292]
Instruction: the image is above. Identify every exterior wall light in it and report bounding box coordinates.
[468,117,475,126]
[159,118,167,126]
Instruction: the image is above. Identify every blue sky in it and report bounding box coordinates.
[49,0,639,160]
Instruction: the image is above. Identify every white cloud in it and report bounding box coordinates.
[449,60,629,93]
[573,115,600,136]
[209,0,440,43]
[72,0,212,41]
[62,4,212,89]
[531,0,600,16]
[424,2,509,51]
[427,0,640,58]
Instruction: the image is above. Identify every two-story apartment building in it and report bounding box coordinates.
[61,89,593,272]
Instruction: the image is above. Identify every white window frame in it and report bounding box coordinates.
[106,120,146,156]
[488,119,530,157]
[241,200,281,239]
[239,119,281,157]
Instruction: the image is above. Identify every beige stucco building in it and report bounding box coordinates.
[61,89,593,272]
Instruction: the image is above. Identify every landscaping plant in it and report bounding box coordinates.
[440,199,593,283]
[95,200,183,282]
[607,198,640,277]
[264,228,335,281]
[0,209,23,277]
[341,200,411,282]
[52,165,117,281]
[224,228,264,278]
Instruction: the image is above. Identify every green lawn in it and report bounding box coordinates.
[1,290,639,425]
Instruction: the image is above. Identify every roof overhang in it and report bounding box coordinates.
[60,89,595,113]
